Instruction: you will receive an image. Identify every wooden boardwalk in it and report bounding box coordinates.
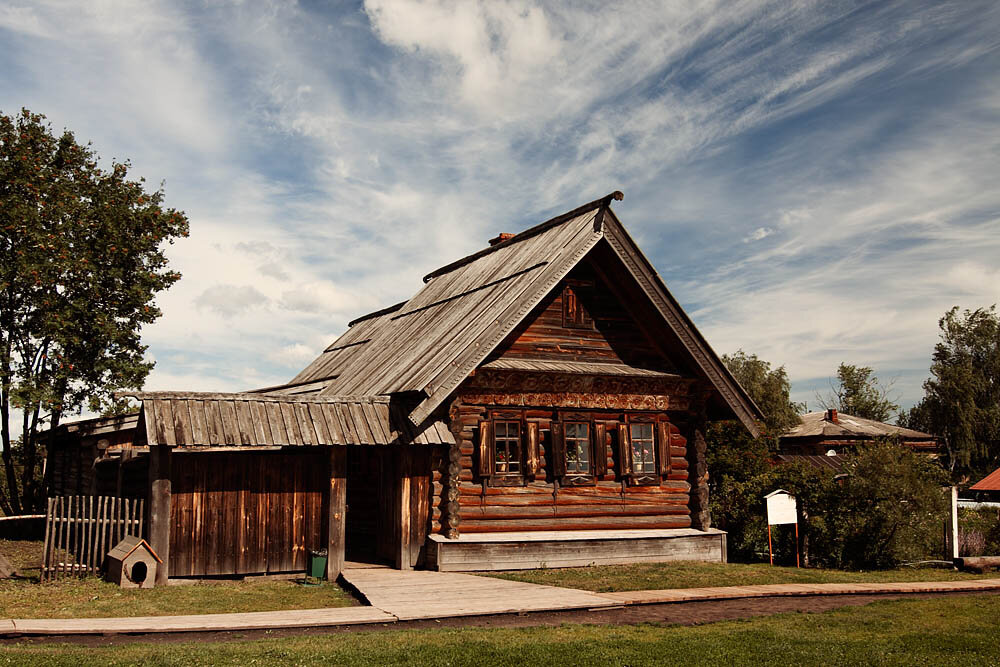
[5,607,394,635]
[3,575,999,636]
[342,568,618,621]
[599,578,1000,605]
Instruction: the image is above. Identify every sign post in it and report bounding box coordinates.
[765,489,800,567]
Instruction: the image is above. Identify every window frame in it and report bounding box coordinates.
[478,410,540,487]
[553,411,609,486]
[619,413,671,486]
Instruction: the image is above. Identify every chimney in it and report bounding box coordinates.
[826,408,839,424]
[488,233,515,246]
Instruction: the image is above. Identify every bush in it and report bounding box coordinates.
[710,433,951,569]
[959,507,1000,556]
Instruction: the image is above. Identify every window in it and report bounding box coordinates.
[478,414,538,485]
[629,423,656,474]
[564,422,591,474]
[494,421,521,476]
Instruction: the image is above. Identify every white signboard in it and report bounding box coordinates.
[765,489,798,526]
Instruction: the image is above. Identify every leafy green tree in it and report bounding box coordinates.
[820,363,899,422]
[900,306,1000,480]
[0,108,189,515]
[721,349,804,434]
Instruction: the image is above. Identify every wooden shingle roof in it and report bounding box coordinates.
[273,192,762,434]
[125,392,454,448]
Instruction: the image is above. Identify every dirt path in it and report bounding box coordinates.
[5,589,998,647]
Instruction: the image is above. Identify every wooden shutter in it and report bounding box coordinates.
[477,421,492,477]
[550,422,566,477]
[594,423,608,477]
[657,422,671,476]
[525,422,540,477]
[617,423,631,476]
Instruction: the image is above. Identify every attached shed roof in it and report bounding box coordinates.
[971,467,1000,492]
[125,392,453,448]
[272,192,762,434]
[782,411,936,442]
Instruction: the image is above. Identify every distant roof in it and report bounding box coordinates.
[124,391,453,448]
[782,411,936,442]
[776,453,850,472]
[266,192,763,434]
[971,467,1000,492]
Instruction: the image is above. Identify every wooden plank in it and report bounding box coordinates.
[217,400,237,444]
[265,402,288,445]
[41,498,53,582]
[236,400,255,445]
[293,403,314,446]
[327,446,346,580]
[251,401,273,444]
[395,450,412,570]
[173,399,193,446]
[149,445,172,585]
[280,402,302,445]
[189,399,208,445]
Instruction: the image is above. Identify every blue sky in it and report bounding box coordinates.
[2,0,999,419]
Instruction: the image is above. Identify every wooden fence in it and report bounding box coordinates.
[42,496,145,581]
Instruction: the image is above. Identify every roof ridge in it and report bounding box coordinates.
[421,191,623,283]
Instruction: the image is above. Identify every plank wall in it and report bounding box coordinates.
[169,450,326,576]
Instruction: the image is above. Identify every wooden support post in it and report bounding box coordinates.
[326,446,347,581]
[396,449,412,570]
[148,445,172,586]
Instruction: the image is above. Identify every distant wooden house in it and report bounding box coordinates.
[45,192,762,581]
[777,408,938,470]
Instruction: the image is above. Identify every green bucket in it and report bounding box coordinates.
[308,549,328,579]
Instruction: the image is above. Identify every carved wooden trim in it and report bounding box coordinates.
[602,215,760,436]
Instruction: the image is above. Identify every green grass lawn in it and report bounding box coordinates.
[0,540,355,619]
[2,593,999,665]
[480,560,997,592]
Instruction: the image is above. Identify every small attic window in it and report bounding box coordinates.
[561,284,593,329]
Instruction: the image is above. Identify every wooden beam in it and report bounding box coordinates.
[148,444,172,586]
[326,446,347,581]
[395,449,412,570]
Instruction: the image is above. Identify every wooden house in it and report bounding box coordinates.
[46,192,762,582]
[778,409,938,470]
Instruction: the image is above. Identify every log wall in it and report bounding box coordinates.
[445,397,693,534]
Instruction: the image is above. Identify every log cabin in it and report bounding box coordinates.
[44,191,762,582]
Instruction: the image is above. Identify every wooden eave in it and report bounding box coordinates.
[122,391,454,448]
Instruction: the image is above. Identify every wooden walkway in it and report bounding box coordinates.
[600,578,1000,605]
[3,606,394,635]
[3,575,999,636]
[342,568,618,620]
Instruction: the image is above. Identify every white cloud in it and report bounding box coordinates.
[743,227,774,243]
[195,285,270,318]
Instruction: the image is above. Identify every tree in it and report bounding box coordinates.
[819,363,899,422]
[708,351,804,559]
[899,306,1000,480]
[721,349,804,434]
[0,108,189,515]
